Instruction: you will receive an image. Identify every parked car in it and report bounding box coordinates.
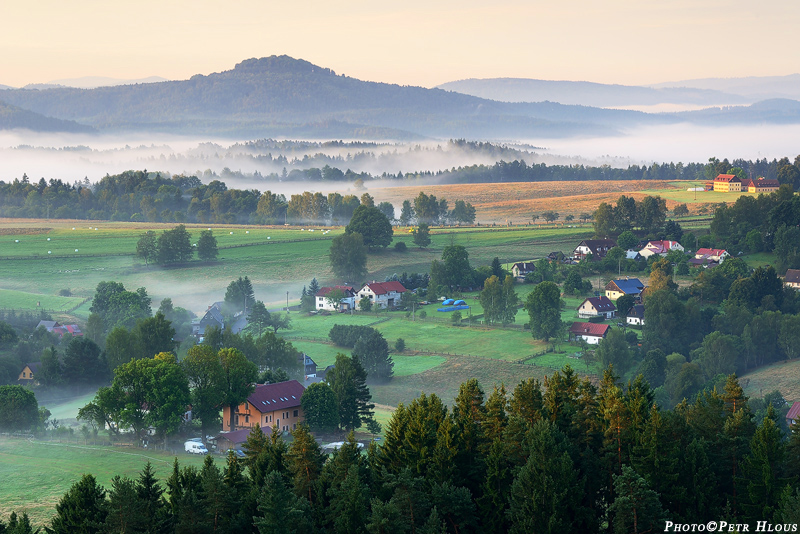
[184,440,209,454]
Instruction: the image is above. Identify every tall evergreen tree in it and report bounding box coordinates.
[47,474,107,534]
[105,476,146,534]
[327,353,374,431]
[254,471,313,534]
[609,465,667,534]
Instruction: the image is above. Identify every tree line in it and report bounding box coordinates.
[6,369,800,532]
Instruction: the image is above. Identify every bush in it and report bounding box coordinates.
[451,311,463,324]
[625,331,640,345]
[58,289,72,297]
[418,310,427,319]
[328,324,376,348]
[395,338,406,352]
[588,315,605,323]
[394,241,407,252]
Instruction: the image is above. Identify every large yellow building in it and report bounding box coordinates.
[713,174,741,192]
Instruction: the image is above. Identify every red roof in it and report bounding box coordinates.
[696,248,727,257]
[316,285,355,297]
[247,380,305,413]
[715,174,739,183]
[787,402,800,425]
[363,281,407,295]
[215,426,272,446]
[569,322,610,337]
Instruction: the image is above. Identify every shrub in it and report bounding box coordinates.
[418,310,427,319]
[395,338,406,352]
[58,289,72,297]
[451,311,462,324]
[328,324,377,348]
[394,241,407,252]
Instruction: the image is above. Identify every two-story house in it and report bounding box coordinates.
[572,239,617,261]
[357,281,407,309]
[605,278,646,300]
[511,262,536,281]
[222,380,306,433]
[577,296,617,319]
[315,286,357,311]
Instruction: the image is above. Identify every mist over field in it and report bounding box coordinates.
[1,122,800,194]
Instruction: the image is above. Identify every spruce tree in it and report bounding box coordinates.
[327,353,374,431]
[105,476,146,534]
[327,469,369,534]
[200,455,231,534]
[47,474,107,534]
[136,462,170,534]
[609,465,667,534]
[286,424,326,505]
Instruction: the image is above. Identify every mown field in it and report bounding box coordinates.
[0,436,209,525]
[741,359,800,403]
[0,288,86,312]
[0,219,592,314]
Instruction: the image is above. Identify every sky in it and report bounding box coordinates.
[2,0,799,88]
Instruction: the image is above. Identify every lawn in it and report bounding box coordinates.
[0,436,208,526]
[0,288,87,312]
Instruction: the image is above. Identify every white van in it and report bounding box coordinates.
[184,440,208,454]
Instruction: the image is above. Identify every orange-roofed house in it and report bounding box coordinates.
[787,402,800,428]
[713,174,742,192]
[357,281,407,309]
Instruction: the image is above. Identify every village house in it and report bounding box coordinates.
[547,251,566,263]
[357,281,407,309]
[638,240,684,259]
[572,239,617,261]
[18,362,41,385]
[605,278,646,300]
[713,174,742,192]
[577,296,617,319]
[36,320,83,339]
[191,303,225,338]
[299,353,317,378]
[569,322,611,345]
[511,262,536,281]
[787,402,800,428]
[626,305,645,326]
[625,250,644,262]
[222,380,306,433]
[689,248,729,268]
[786,269,800,290]
[315,285,357,311]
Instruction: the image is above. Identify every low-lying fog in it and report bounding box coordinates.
[1,122,799,193]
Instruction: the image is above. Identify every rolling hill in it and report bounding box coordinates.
[0,100,95,133]
[0,55,667,139]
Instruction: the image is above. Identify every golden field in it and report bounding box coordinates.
[368,180,721,223]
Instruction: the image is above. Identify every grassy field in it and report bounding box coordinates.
[0,219,591,314]
[0,288,86,312]
[0,436,209,525]
[740,359,800,403]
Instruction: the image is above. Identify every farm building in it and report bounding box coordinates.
[18,362,41,385]
[626,305,645,326]
[713,174,742,192]
[357,281,407,309]
[213,427,268,454]
[569,322,611,345]
[785,269,800,290]
[742,177,780,193]
[572,239,616,261]
[577,296,617,319]
[605,278,646,300]
[222,380,306,432]
[316,285,357,311]
[511,262,536,281]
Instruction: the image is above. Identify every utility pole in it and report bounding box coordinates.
[286,291,289,313]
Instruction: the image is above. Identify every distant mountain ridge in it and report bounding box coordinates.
[1,57,800,139]
[651,74,800,100]
[436,78,751,108]
[0,55,666,139]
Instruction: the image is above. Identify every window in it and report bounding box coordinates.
[245,415,249,423]
[293,423,297,430]
[293,410,299,418]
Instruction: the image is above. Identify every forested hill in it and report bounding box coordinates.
[0,100,95,133]
[0,55,667,139]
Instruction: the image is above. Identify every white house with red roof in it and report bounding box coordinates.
[690,248,729,267]
[569,322,611,345]
[357,281,407,309]
[315,285,357,311]
[638,240,684,259]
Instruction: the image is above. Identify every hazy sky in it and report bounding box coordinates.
[2,0,799,88]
